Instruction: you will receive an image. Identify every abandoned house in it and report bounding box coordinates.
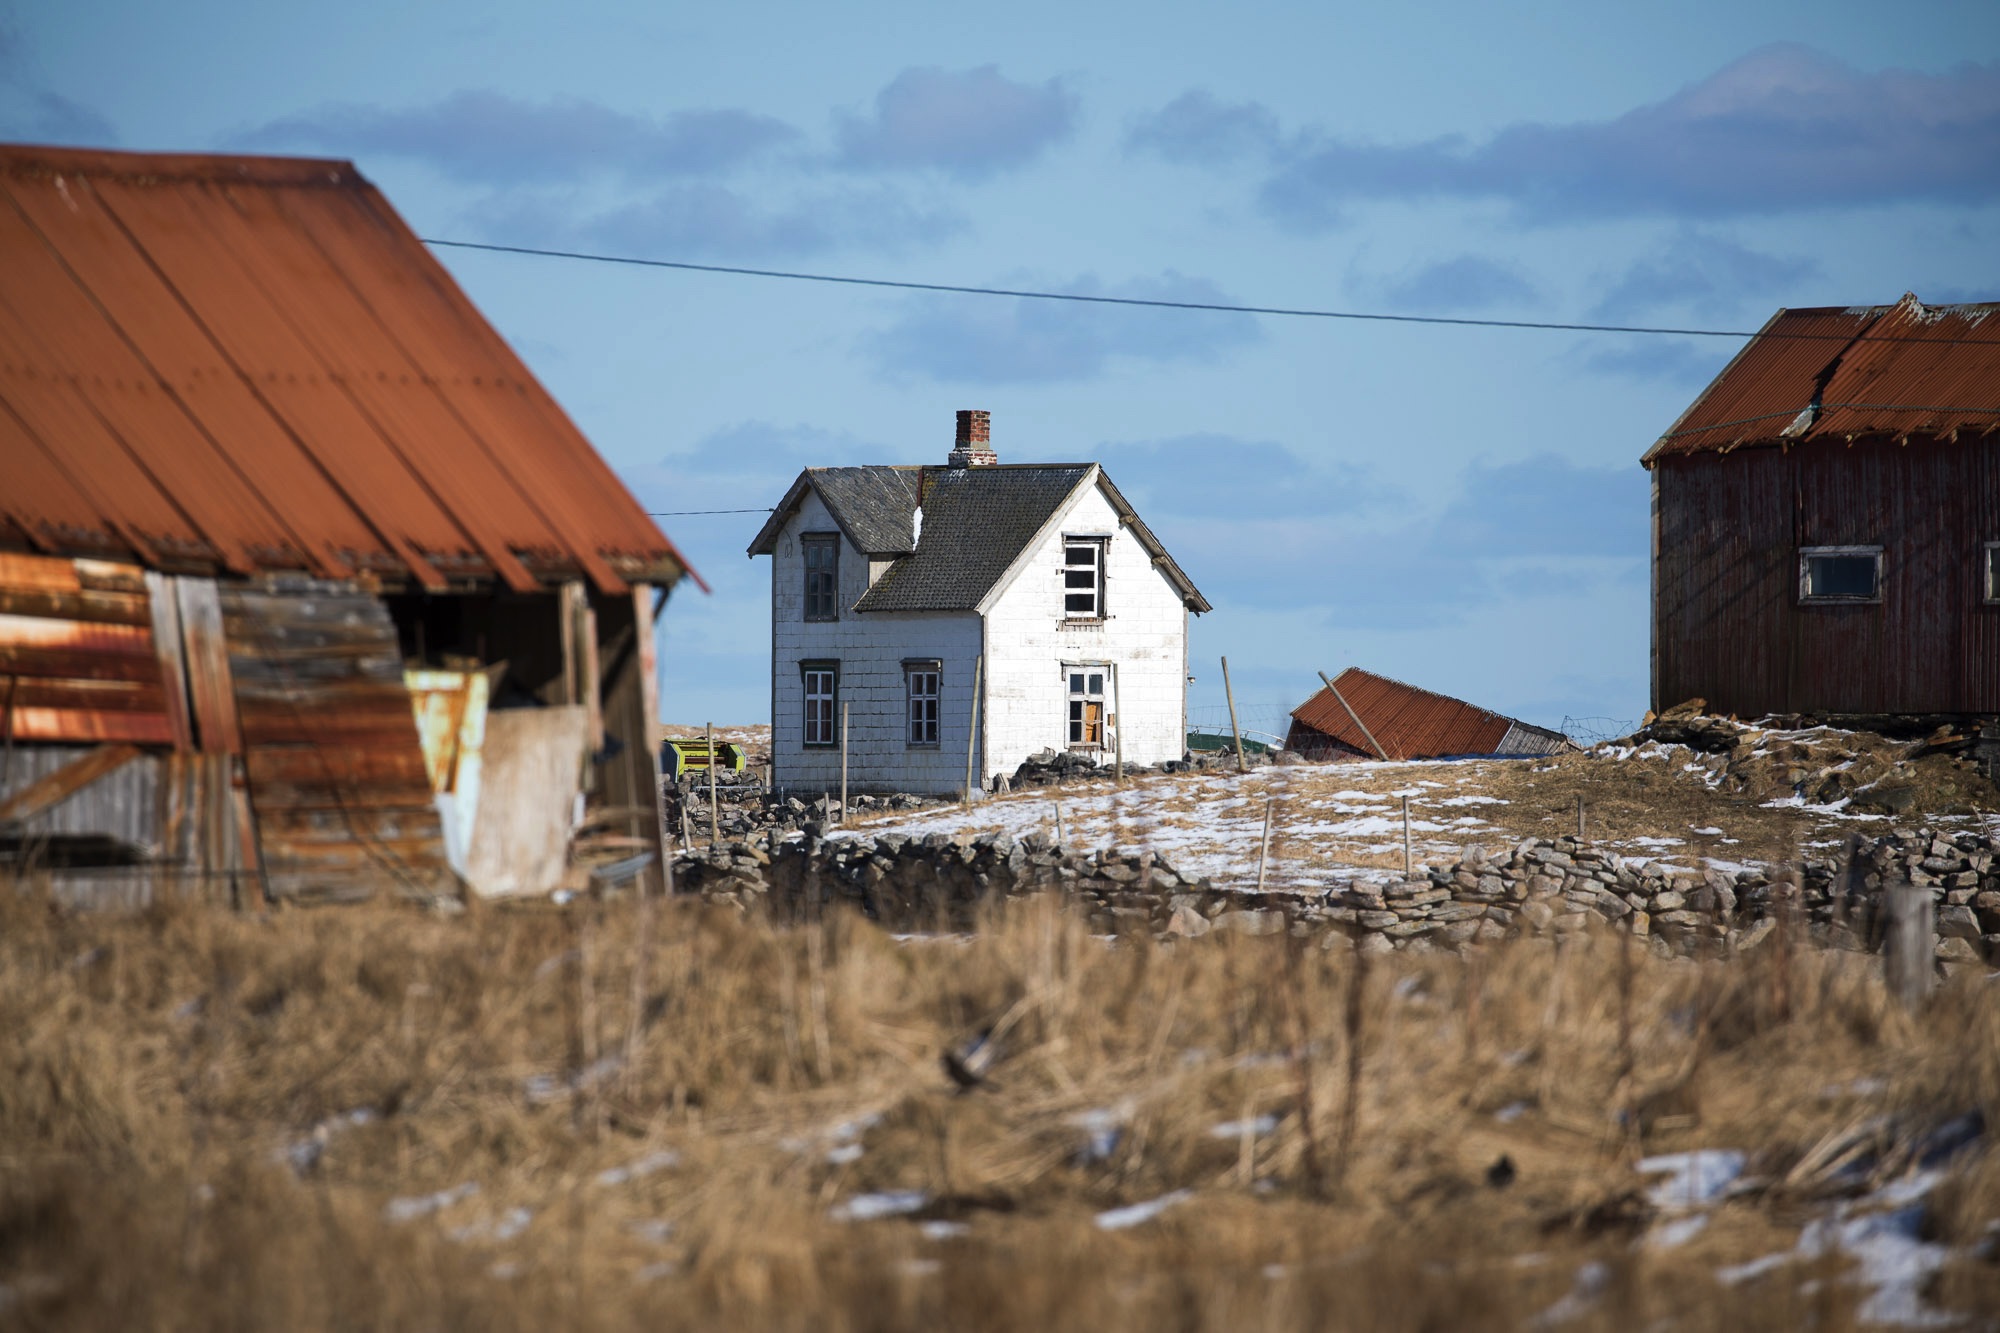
[1645,294,1999,728]
[747,411,1210,797]
[0,144,698,904]
[1287,668,1573,762]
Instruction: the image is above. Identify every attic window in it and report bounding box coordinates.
[1799,546,1883,604]
[1986,542,2000,604]
[803,534,839,621]
[1063,537,1107,619]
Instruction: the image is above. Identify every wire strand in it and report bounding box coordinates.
[422,237,2000,346]
[647,507,777,516]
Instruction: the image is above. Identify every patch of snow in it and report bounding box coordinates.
[1690,826,1722,836]
[920,1220,970,1241]
[1434,795,1507,807]
[1208,1115,1279,1140]
[831,1190,928,1222]
[1531,1260,1610,1327]
[1494,1101,1530,1123]
[1094,1189,1193,1231]
[596,1149,680,1188]
[385,1181,479,1223]
[1639,1150,1746,1210]
[1068,1105,1128,1162]
[1647,1214,1710,1250]
[826,1143,865,1165]
[449,1206,532,1243]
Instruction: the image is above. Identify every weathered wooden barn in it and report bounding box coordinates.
[1645,295,1998,728]
[0,144,697,904]
[1287,667,1572,762]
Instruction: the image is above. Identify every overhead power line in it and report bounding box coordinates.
[422,237,2000,346]
[647,506,776,516]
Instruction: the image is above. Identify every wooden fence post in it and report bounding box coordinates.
[1883,882,1934,1009]
[839,701,849,827]
[1222,656,1246,774]
[1402,795,1412,877]
[964,657,983,806]
[1256,796,1275,892]
[1575,793,1585,841]
[706,722,719,848]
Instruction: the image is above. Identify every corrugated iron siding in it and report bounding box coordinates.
[1652,440,2000,716]
[1289,668,1514,760]
[0,553,176,743]
[0,145,698,594]
[221,581,453,901]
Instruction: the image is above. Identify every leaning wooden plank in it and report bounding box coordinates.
[144,573,193,750]
[0,743,143,825]
[461,705,588,898]
[176,579,241,755]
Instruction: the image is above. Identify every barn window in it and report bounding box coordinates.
[1066,666,1106,748]
[1063,537,1108,619]
[1799,546,1883,603]
[801,661,838,747]
[802,534,840,621]
[1985,542,2000,604]
[904,660,940,748]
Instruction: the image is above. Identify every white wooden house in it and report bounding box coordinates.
[747,411,1210,796]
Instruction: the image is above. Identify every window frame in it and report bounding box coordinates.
[800,659,839,748]
[1798,545,1885,605]
[801,532,841,622]
[1064,663,1108,750]
[903,658,942,749]
[1061,535,1110,622]
[1984,541,2000,605]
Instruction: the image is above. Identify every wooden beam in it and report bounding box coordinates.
[1318,670,1392,761]
[0,743,143,826]
[176,579,241,755]
[144,573,193,751]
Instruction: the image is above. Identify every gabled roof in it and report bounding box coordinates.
[1291,668,1564,760]
[1644,294,2000,464]
[746,466,921,557]
[0,144,698,594]
[748,462,1210,614]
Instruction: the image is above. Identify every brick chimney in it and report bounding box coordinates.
[947,409,997,467]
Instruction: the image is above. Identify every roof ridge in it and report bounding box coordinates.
[0,144,365,188]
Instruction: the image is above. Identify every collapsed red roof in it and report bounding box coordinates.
[1644,294,2000,462]
[0,144,700,594]
[1289,667,1568,760]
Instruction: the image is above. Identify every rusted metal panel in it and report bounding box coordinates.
[1652,439,2000,716]
[0,742,159,847]
[1647,297,2000,460]
[1289,668,1518,760]
[0,145,700,594]
[0,553,180,744]
[221,581,453,901]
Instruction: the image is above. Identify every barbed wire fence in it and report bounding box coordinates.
[1560,716,1642,746]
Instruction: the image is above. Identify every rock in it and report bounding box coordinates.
[1520,900,1554,931]
[1165,903,1210,938]
[1216,909,1284,936]
[1653,890,1687,913]
[1732,918,1777,953]
[1357,933,1394,956]
[1936,937,1981,964]
[1937,905,1983,942]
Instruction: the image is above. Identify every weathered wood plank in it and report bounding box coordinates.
[176,579,241,755]
[0,588,152,626]
[144,573,193,751]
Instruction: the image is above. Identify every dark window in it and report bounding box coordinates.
[904,661,940,747]
[1063,537,1107,619]
[803,534,839,621]
[1066,667,1105,747]
[1799,546,1882,602]
[802,662,837,746]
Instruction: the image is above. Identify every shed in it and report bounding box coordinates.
[1287,668,1572,761]
[1644,294,1999,724]
[0,144,697,903]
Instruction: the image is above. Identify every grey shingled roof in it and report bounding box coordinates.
[805,467,922,554]
[854,465,1093,612]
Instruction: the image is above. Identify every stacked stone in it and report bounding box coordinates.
[662,824,2000,966]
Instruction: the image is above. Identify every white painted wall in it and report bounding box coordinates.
[768,490,984,796]
[764,474,1196,797]
[980,477,1190,781]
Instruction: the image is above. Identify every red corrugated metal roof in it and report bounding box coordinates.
[1290,668,1513,760]
[1645,294,2000,462]
[0,144,701,594]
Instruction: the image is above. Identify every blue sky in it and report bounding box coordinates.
[6,1,1997,736]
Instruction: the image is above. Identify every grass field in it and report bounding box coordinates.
[5,874,1999,1329]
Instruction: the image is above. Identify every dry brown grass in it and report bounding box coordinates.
[4,879,1999,1329]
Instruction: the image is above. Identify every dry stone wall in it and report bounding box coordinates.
[669,826,2000,967]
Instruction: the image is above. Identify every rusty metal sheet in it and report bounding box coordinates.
[221,581,453,901]
[1290,668,1517,760]
[0,743,144,823]
[1647,296,2000,460]
[0,145,700,594]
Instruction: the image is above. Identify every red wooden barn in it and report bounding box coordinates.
[1645,294,1999,728]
